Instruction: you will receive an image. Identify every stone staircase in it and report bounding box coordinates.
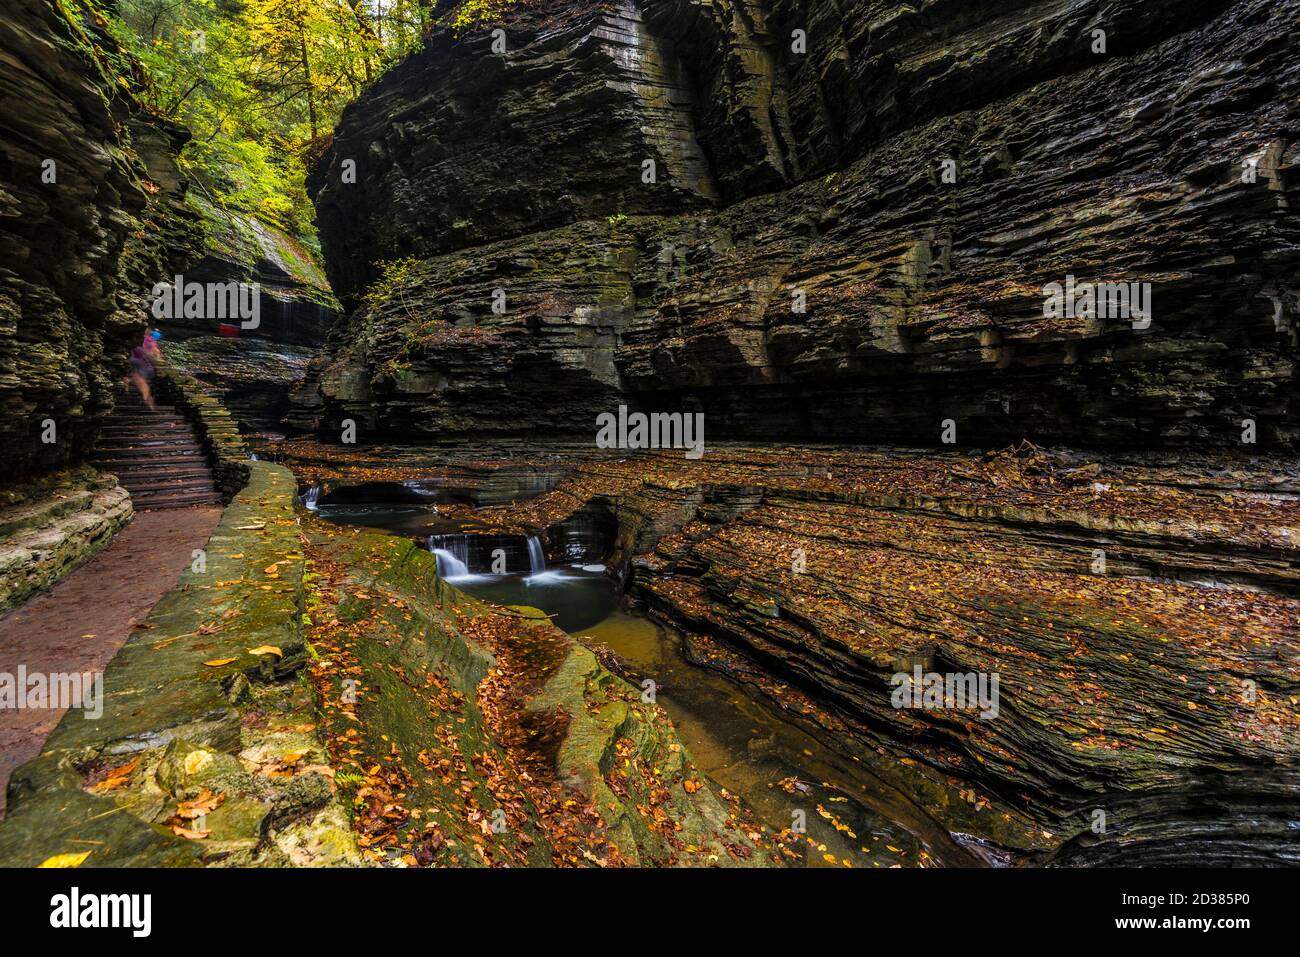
[91,390,223,509]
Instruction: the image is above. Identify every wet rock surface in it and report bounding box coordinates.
[302,519,773,866]
[161,336,315,434]
[0,463,358,866]
[301,0,1297,449]
[265,438,1300,863]
[155,197,338,348]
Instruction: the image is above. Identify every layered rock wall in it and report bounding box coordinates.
[0,466,132,615]
[158,196,337,347]
[464,446,1300,862]
[301,0,1298,449]
[0,0,339,483]
[0,0,199,481]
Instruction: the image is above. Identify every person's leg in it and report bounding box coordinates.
[128,372,154,408]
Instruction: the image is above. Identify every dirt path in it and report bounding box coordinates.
[0,505,222,816]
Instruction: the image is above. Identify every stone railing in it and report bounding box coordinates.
[154,364,251,501]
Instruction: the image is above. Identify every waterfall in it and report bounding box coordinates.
[432,549,469,578]
[429,535,471,578]
[527,535,546,574]
[301,483,322,511]
[523,534,564,585]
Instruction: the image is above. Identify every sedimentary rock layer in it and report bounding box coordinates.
[160,336,314,435]
[263,438,1300,862]
[302,0,1298,449]
[560,448,1300,862]
[0,466,132,614]
[158,197,338,347]
[0,0,191,480]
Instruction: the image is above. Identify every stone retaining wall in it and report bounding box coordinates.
[0,467,133,616]
[155,365,252,501]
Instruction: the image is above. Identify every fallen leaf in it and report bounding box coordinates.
[176,789,225,820]
[183,750,213,776]
[169,825,210,840]
[88,757,139,792]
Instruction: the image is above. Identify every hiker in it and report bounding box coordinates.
[126,326,163,409]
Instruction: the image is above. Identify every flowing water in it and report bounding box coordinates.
[309,481,960,867]
[301,483,321,511]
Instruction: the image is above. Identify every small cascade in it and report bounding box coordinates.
[429,535,471,578]
[526,535,546,574]
[524,534,566,585]
[301,483,322,511]
[433,549,470,578]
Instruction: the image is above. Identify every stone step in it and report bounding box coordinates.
[94,436,205,451]
[103,410,187,422]
[113,401,178,414]
[107,463,213,480]
[120,477,218,495]
[95,450,208,466]
[114,464,214,482]
[120,471,215,487]
[129,488,223,510]
[99,421,192,436]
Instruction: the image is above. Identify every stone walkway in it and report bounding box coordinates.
[0,505,222,816]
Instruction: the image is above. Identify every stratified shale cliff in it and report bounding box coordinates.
[0,0,201,481]
[158,196,337,348]
[0,0,338,469]
[301,0,1298,449]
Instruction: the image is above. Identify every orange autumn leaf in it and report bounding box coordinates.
[89,757,139,792]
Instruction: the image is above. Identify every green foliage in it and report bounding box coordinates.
[103,0,439,242]
[360,257,423,308]
[450,0,523,32]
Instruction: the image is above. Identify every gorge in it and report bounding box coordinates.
[0,0,1295,873]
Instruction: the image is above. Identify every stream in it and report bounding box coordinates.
[306,480,959,868]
